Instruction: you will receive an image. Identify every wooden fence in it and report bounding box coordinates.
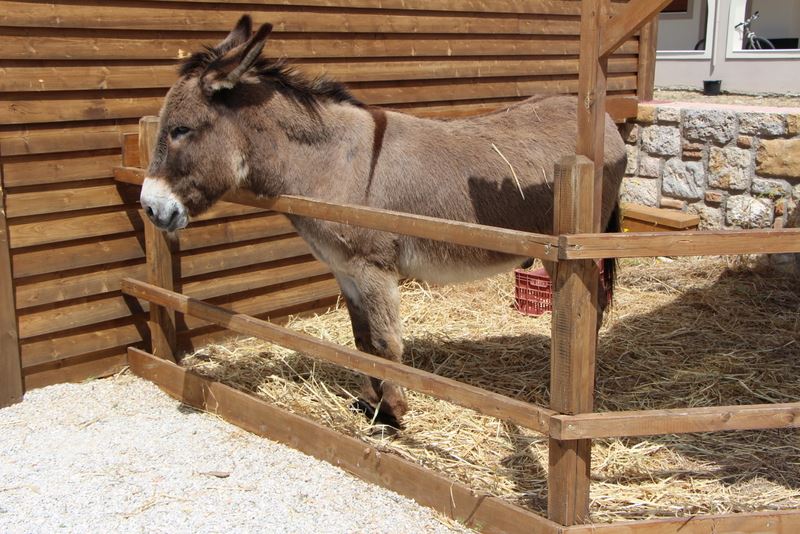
[116,116,800,532]
[0,0,652,395]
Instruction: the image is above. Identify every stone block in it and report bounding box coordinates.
[787,114,800,136]
[738,112,786,137]
[751,177,790,198]
[656,107,681,124]
[621,122,639,143]
[688,203,723,230]
[756,138,800,179]
[621,177,659,207]
[638,155,662,178]
[637,105,656,124]
[737,135,755,149]
[641,125,681,156]
[774,197,791,217]
[683,110,737,144]
[704,190,724,204]
[708,146,752,191]
[625,145,638,175]
[661,158,705,200]
[659,197,686,210]
[726,195,773,228]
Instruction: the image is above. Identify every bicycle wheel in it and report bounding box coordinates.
[746,37,775,49]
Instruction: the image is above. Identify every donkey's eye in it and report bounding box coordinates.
[170,126,191,140]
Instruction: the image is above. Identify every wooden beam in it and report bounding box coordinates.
[564,508,800,534]
[621,203,700,229]
[560,228,800,259]
[636,16,660,101]
[139,117,177,363]
[120,278,556,435]
[601,0,672,58]
[0,143,24,408]
[575,0,610,233]
[547,156,599,526]
[127,347,563,534]
[114,165,561,262]
[551,402,800,440]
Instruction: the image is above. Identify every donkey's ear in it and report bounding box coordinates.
[201,22,273,97]
[216,15,253,55]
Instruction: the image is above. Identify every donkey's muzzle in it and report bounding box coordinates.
[140,177,189,232]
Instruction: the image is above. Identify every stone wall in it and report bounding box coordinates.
[621,103,800,233]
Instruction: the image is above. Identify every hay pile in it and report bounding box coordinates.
[183,256,800,522]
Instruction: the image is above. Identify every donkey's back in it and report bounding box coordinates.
[352,94,627,284]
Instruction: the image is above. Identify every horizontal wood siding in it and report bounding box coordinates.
[1,0,640,387]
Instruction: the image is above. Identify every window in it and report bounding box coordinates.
[664,0,690,14]
[656,0,715,58]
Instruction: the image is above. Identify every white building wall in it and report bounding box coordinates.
[654,0,800,94]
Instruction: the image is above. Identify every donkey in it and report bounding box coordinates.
[140,16,627,428]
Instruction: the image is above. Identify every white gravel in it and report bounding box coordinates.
[0,374,472,534]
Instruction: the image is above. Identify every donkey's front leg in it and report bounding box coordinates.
[335,266,408,428]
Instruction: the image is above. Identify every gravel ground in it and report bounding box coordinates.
[0,374,472,534]
[653,87,800,108]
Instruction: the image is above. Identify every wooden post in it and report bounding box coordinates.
[548,0,609,524]
[139,116,177,362]
[548,157,599,525]
[0,146,24,408]
[637,17,659,101]
[576,0,610,234]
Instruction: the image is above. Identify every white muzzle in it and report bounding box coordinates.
[140,178,189,232]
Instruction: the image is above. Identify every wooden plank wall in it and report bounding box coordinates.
[0,0,643,390]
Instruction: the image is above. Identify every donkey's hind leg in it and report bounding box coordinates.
[336,266,407,428]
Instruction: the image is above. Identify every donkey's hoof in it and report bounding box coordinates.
[350,398,404,430]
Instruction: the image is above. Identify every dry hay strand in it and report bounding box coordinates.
[182,256,800,523]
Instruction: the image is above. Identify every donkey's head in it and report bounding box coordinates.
[140,16,275,231]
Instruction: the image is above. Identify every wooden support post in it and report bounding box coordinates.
[0,146,24,408]
[637,17,660,101]
[576,0,610,233]
[139,116,177,362]
[548,156,599,525]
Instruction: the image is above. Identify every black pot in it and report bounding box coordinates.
[703,80,722,95]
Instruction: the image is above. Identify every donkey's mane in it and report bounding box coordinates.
[179,46,363,109]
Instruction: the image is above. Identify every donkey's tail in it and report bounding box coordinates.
[601,203,620,302]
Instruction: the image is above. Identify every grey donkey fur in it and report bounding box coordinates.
[139,15,627,427]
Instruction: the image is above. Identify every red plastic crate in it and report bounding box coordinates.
[514,268,552,316]
[514,264,612,317]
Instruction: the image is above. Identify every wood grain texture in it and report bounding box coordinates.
[636,17,659,101]
[0,147,24,407]
[552,402,800,440]
[621,203,700,229]
[547,156,599,526]
[139,116,176,362]
[0,30,638,61]
[24,350,128,390]
[0,57,640,92]
[21,315,148,369]
[0,2,581,34]
[12,234,145,278]
[124,0,585,16]
[564,509,800,534]
[560,228,800,259]
[2,151,122,187]
[601,0,672,57]
[0,122,137,157]
[128,347,564,534]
